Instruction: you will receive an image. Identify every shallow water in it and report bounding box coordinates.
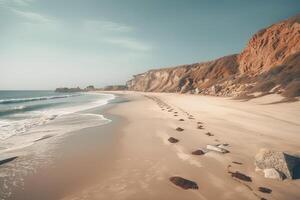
[0,91,114,153]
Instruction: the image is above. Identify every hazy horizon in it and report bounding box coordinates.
[1,0,299,90]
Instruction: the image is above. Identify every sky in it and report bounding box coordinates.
[0,0,299,90]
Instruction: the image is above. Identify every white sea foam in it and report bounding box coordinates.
[0,93,115,153]
[0,94,79,104]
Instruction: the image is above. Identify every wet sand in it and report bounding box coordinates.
[1,101,125,200]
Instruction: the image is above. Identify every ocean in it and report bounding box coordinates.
[0,90,114,154]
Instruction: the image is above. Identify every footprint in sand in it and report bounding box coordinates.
[176,127,184,132]
[197,125,204,129]
[168,137,179,143]
[205,132,214,136]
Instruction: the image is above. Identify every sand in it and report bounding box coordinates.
[58,91,300,200]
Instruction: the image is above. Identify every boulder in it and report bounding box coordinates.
[169,176,198,190]
[263,168,284,180]
[255,148,300,179]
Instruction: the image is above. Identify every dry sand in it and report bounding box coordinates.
[61,91,300,200]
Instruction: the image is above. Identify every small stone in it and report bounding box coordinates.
[169,176,198,190]
[179,119,184,121]
[206,144,229,153]
[192,149,205,155]
[168,137,179,143]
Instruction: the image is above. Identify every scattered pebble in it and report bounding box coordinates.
[169,176,199,190]
[192,149,205,155]
[206,144,229,153]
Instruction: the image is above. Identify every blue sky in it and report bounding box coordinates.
[0,0,299,89]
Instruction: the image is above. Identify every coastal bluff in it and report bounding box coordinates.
[126,14,300,99]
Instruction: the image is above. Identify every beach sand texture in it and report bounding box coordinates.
[60,91,300,200]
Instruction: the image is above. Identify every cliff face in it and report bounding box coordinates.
[127,55,239,95]
[127,14,300,98]
[238,14,300,75]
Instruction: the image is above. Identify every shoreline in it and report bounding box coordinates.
[1,94,127,200]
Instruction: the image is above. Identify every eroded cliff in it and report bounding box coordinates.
[127,14,300,98]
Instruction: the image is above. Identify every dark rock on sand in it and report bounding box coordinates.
[0,156,18,165]
[168,137,179,143]
[258,187,272,194]
[192,149,205,155]
[169,176,199,190]
[176,127,184,132]
[229,171,252,182]
[179,119,184,121]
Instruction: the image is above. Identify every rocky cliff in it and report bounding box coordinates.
[127,14,300,98]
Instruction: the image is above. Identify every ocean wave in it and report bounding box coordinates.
[0,103,63,117]
[0,93,115,142]
[0,94,80,104]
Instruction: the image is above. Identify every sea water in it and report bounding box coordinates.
[0,90,114,154]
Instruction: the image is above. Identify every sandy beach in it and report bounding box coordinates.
[49,91,299,200]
